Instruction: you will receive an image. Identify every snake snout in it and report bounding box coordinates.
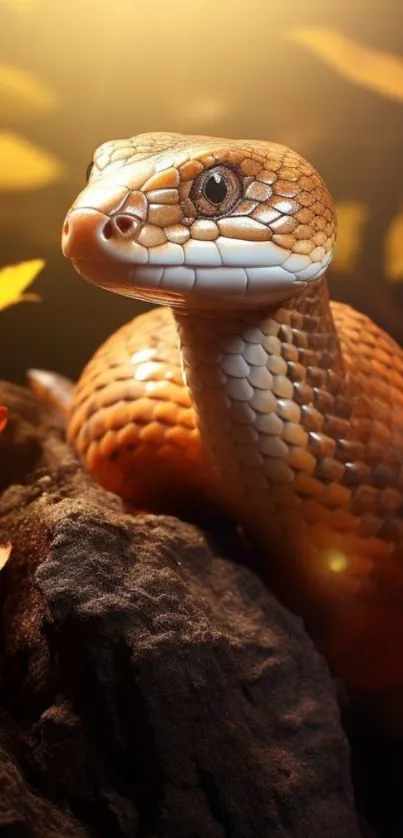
[62,208,109,259]
[62,208,142,260]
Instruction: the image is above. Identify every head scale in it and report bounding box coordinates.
[62,131,337,310]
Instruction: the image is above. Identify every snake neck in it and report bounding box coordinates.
[174,276,344,524]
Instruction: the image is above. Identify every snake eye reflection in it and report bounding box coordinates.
[191,165,241,217]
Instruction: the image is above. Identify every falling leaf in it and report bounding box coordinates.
[0,64,59,120]
[332,202,370,274]
[0,541,12,571]
[385,211,403,282]
[0,133,65,191]
[288,27,403,103]
[0,258,45,311]
[0,405,7,432]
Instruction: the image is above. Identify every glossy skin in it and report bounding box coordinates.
[62,133,403,726]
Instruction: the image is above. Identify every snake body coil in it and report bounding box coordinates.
[61,132,403,725]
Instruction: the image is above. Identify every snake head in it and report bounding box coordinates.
[62,132,337,310]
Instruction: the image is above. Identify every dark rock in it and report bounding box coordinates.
[0,719,88,837]
[0,381,66,494]
[345,706,403,838]
[0,381,362,836]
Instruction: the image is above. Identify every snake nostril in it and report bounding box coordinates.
[62,219,69,237]
[115,214,136,235]
[102,214,139,241]
[102,219,114,240]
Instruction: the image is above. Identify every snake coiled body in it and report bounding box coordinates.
[60,132,403,724]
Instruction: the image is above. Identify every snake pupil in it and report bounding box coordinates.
[203,172,228,205]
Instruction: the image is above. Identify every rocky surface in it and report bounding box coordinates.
[0,379,391,837]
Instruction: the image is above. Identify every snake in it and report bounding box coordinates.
[39,131,403,718]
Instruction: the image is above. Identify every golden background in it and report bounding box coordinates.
[0,0,402,382]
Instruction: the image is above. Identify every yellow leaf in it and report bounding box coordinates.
[0,133,65,191]
[385,212,403,282]
[288,27,403,103]
[0,541,12,571]
[0,258,45,311]
[332,202,370,273]
[0,64,59,120]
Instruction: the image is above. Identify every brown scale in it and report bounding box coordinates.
[88,133,335,262]
[68,283,403,542]
[68,308,223,516]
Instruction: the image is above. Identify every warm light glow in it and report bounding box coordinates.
[0,541,12,571]
[288,26,403,103]
[0,133,65,191]
[332,202,370,274]
[134,361,160,382]
[324,549,348,574]
[130,349,155,366]
[1,0,33,11]
[0,63,59,120]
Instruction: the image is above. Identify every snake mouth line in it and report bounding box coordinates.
[71,257,310,309]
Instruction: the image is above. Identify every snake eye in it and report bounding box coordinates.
[204,172,227,204]
[86,161,94,182]
[191,165,241,217]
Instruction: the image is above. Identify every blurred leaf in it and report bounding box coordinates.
[0,133,65,190]
[332,202,370,273]
[0,541,12,571]
[288,27,403,103]
[0,258,44,311]
[0,405,7,432]
[385,211,403,282]
[0,64,59,120]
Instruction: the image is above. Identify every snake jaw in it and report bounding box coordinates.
[70,255,310,311]
[64,213,331,310]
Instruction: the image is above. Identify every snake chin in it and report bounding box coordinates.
[71,257,308,310]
